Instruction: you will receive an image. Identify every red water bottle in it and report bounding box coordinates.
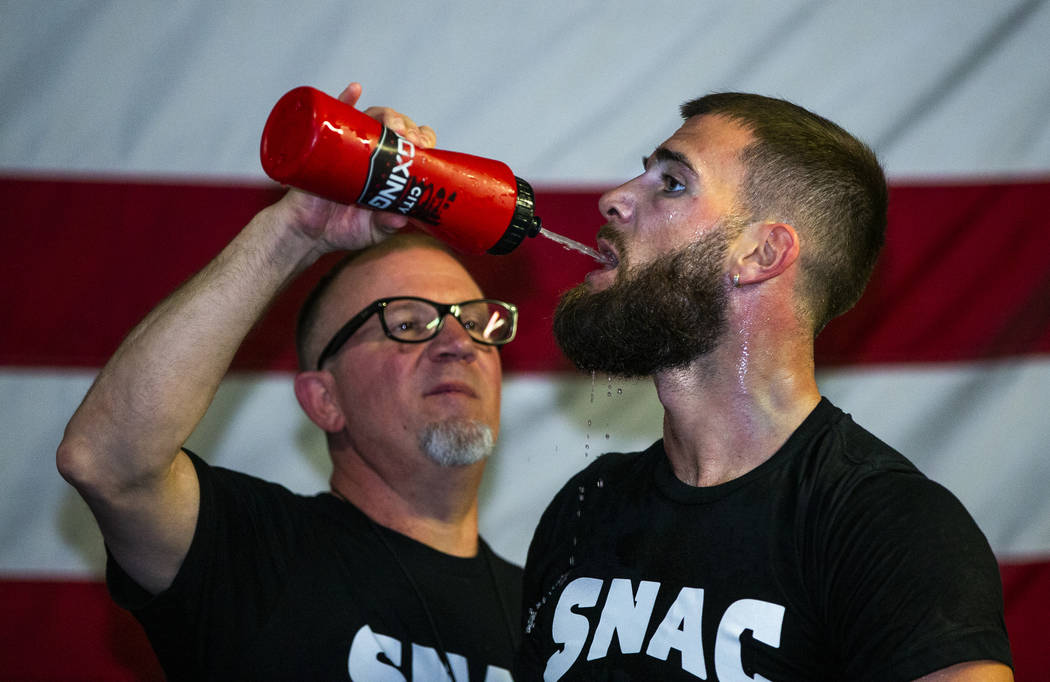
[260,86,542,254]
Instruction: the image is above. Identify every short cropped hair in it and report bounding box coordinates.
[681,93,888,333]
[295,232,460,370]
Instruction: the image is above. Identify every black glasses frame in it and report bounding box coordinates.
[315,296,518,370]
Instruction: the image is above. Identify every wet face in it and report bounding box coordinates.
[315,246,503,466]
[554,115,752,376]
[553,223,733,377]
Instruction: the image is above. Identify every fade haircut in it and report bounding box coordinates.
[681,93,888,334]
[295,232,460,370]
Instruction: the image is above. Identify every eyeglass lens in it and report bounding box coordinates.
[382,299,514,344]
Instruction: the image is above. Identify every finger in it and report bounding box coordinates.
[336,82,363,107]
[372,213,409,239]
[362,106,411,131]
[363,108,418,136]
[361,106,434,148]
[388,117,433,149]
[417,125,437,148]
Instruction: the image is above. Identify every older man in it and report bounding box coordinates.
[518,93,1013,680]
[58,84,520,681]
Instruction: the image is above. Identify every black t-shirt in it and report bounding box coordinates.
[516,398,1012,681]
[107,451,522,681]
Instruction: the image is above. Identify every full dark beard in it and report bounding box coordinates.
[553,230,729,378]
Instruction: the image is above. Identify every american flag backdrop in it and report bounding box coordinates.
[2,2,1049,679]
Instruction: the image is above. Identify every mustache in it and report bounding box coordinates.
[596,224,628,273]
[596,224,627,253]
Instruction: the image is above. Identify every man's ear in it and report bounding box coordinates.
[730,222,800,287]
[293,371,347,433]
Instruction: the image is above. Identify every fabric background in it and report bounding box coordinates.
[2,2,1048,679]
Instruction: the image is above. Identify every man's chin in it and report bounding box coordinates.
[419,419,494,467]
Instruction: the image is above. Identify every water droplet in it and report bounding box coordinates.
[617,388,623,395]
[569,555,575,566]
[605,433,610,439]
[607,391,612,397]
[586,419,592,428]
[597,478,604,488]
[585,443,590,450]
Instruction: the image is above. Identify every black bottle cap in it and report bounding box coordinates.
[487,176,543,255]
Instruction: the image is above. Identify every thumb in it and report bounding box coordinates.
[336,82,364,107]
[370,212,409,243]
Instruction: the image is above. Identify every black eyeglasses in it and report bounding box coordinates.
[316,296,518,370]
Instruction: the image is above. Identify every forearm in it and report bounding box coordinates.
[59,198,322,491]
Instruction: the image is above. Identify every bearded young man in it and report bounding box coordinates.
[57,84,521,681]
[516,93,1013,681]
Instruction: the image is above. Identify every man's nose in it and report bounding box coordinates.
[425,316,478,361]
[598,178,637,224]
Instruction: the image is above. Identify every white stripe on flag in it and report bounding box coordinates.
[5,361,1048,577]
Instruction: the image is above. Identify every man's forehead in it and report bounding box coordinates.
[667,114,753,154]
[330,246,482,306]
[657,115,754,179]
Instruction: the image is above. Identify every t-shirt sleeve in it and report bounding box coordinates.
[106,450,303,680]
[820,470,1013,680]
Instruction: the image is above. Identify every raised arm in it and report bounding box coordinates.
[56,83,435,594]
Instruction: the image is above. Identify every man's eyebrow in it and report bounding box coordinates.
[643,147,698,175]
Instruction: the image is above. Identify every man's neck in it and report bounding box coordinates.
[653,331,820,487]
[329,447,484,557]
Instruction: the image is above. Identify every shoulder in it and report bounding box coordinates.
[802,398,918,474]
[180,450,358,575]
[789,399,937,515]
[786,404,1012,677]
[187,449,333,522]
[789,401,1000,595]
[788,400,980,530]
[579,443,663,486]
[524,443,660,574]
[187,449,297,499]
[539,443,661,518]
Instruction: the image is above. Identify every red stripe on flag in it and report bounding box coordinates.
[817,179,1050,366]
[1000,558,1050,680]
[3,176,1049,372]
[0,579,163,681]
[0,176,590,374]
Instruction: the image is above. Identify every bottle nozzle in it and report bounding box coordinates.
[487,176,542,254]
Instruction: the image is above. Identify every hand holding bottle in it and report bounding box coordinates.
[265,82,437,254]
